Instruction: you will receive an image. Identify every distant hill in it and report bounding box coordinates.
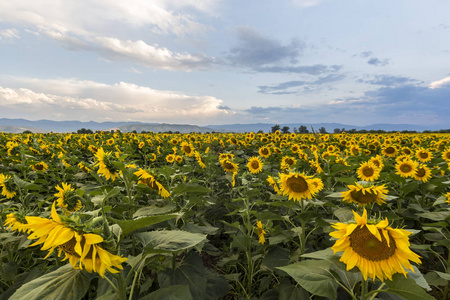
[0,118,446,133]
[110,123,217,133]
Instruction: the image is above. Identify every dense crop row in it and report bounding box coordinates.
[0,131,449,299]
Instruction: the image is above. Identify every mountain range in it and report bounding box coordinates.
[0,118,447,134]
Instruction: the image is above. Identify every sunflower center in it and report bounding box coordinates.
[223,161,234,170]
[285,158,294,165]
[183,146,192,154]
[385,147,395,154]
[286,176,308,193]
[419,152,429,159]
[400,164,412,173]
[362,166,374,177]
[34,164,44,170]
[250,160,260,169]
[260,148,269,155]
[350,190,377,204]
[416,168,426,177]
[59,237,81,258]
[349,226,396,261]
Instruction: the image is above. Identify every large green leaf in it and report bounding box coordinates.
[261,245,290,271]
[381,273,435,300]
[135,230,207,252]
[111,214,178,237]
[277,260,338,300]
[140,285,192,300]
[10,264,90,300]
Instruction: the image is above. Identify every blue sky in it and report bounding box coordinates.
[0,0,450,126]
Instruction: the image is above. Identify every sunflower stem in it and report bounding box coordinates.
[360,279,368,300]
[444,248,450,300]
[300,200,306,255]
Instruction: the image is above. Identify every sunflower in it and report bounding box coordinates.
[330,209,421,281]
[175,155,183,163]
[413,164,432,182]
[382,146,397,157]
[259,146,271,158]
[134,169,170,198]
[32,162,49,172]
[308,177,324,195]
[281,156,297,169]
[4,212,28,233]
[54,183,83,213]
[0,174,16,199]
[194,151,206,169]
[446,192,450,204]
[415,147,433,163]
[255,221,266,244]
[441,148,450,162]
[94,148,120,181]
[341,183,388,206]
[247,156,263,174]
[368,155,384,170]
[221,159,239,173]
[278,172,316,201]
[395,159,418,178]
[180,142,194,157]
[138,141,145,149]
[267,175,282,195]
[24,202,127,277]
[166,154,175,163]
[356,162,381,182]
[78,162,92,173]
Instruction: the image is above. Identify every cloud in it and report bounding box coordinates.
[0,28,19,41]
[367,57,389,66]
[291,0,325,8]
[258,74,345,94]
[360,51,373,58]
[0,78,232,124]
[253,64,342,75]
[360,75,419,86]
[228,26,304,67]
[429,76,450,89]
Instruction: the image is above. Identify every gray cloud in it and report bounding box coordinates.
[360,75,420,86]
[228,26,304,67]
[253,64,342,75]
[367,57,389,66]
[360,51,373,58]
[258,74,345,94]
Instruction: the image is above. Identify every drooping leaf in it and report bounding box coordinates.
[10,264,90,300]
[381,273,435,300]
[111,214,178,237]
[140,285,192,300]
[135,230,207,252]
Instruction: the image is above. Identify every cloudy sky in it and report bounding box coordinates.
[1,0,450,127]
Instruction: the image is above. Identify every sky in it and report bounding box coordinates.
[0,0,450,127]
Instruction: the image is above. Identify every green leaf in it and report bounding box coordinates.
[277,260,338,300]
[417,211,450,221]
[408,266,431,291]
[261,245,290,270]
[301,248,335,260]
[111,214,178,237]
[135,230,207,252]
[10,264,90,300]
[381,273,435,300]
[434,271,450,281]
[139,285,192,300]
[333,208,354,222]
[133,204,177,217]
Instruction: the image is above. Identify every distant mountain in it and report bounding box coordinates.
[110,123,217,133]
[0,118,446,133]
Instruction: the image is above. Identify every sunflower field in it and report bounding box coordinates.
[0,130,449,300]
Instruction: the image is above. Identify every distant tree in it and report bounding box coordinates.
[271,124,281,133]
[77,128,93,134]
[318,127,327,134]
[293,127,298,133]
[22,130,33,134]
[281,126,290,134]
[298,125,309,133]
[257,130,264,134]
[333,128,341,134]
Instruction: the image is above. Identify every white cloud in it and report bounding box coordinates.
[291,0,325,8]
[0,28,19,40]
[0,78,231,123]
[429,76,450,89]
[95,37,215,70]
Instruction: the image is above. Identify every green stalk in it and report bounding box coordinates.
[443,248,450,300]
[300,200,306,255]
[360,279,368,300]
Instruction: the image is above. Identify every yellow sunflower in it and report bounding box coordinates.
[415,147,433,163]
[94,148,120,181]
[78,162,92,173]
[180,142,194,157]
[134,169,170,198]
[24,202,127,278]
[281,156,297,170]
[278,172,316,201]
[441,148,450,162]
[382,146,397,157]
[54,183,83,213]
[368,155,384,170]
[221,159,239,173]
[0,174,16,199]
[4,212,28,233]
[259,146,271,158]
[194,151,206,169]
[166,154,176,163]
[341,183,388,206]
[255,221,266,244]
[356,162,381,182]
[413,164,432,182]
[267,175,282,195]
[247,156,264,174]
[395,159,418,178]
[446,192,450,204]
[31,162,49,172]
[330,208,421,281]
